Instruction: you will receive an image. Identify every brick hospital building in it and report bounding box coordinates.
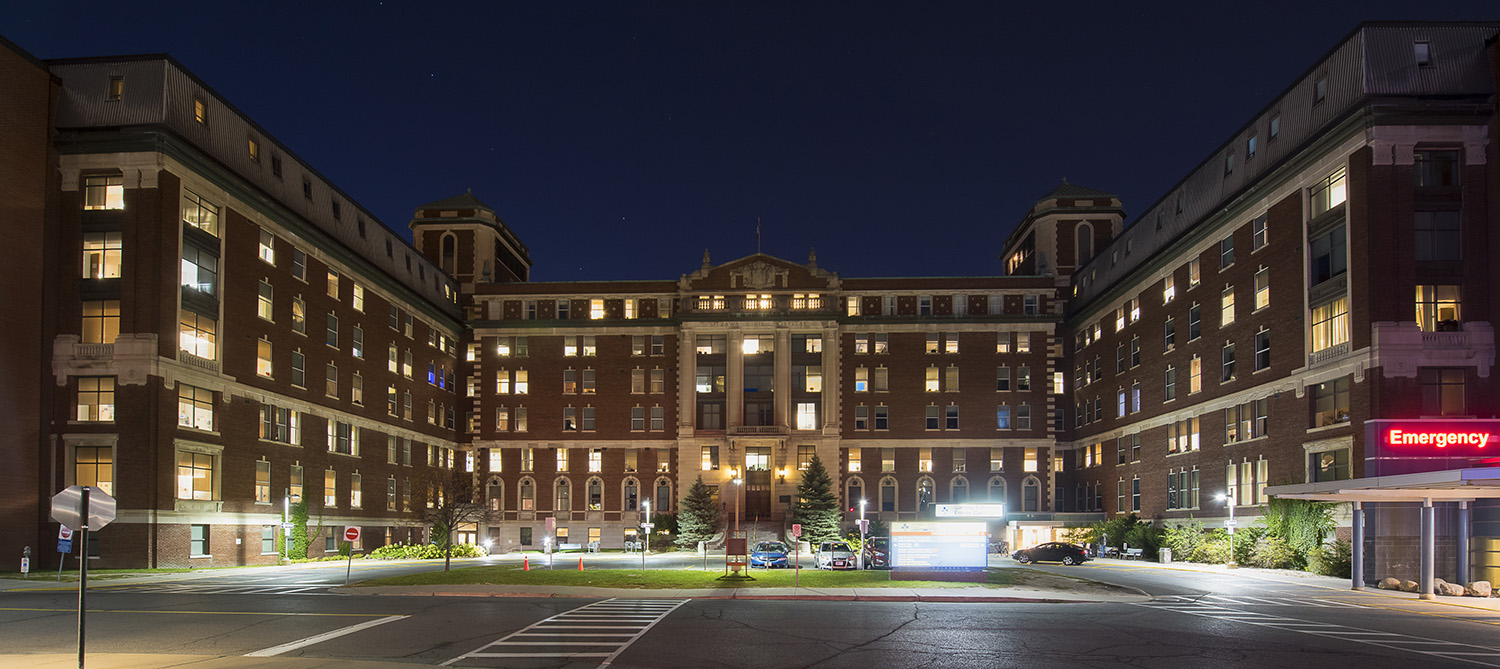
[2,24,1499,584]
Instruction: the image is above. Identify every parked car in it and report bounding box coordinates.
[750,541,790,568]
[814,541,857,570]
[862,537,891,570]
[1012,542,1090,565]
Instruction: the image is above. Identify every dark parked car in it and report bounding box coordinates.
[1012,542,1090,565]
[750,541,790,568]
[862,537,890,569]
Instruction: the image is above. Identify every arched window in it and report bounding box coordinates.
[587,477,603,511]
[1023,476,1040,512]
[654,478,672,514]
[918,477,935,517]
[555,478,570,511]
[441,233,457,276]
[486,477,504,511]
[951,476,968,503]
[519,477,535,511]
[846,476,865,513]
[880,477,898,512]
[1076,222,1094,264]
[988,477,1006,503]
[623,477,639,512]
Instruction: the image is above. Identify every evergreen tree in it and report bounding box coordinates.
[795,455,841,543]
[676,476,720,548]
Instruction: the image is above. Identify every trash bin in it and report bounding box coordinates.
[1160,547,1172,564]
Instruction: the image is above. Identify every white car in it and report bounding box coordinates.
[814,541,857,570]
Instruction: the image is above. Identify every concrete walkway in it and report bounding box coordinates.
[343,582,1149,603]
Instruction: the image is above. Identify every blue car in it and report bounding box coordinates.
[750,541,790,568]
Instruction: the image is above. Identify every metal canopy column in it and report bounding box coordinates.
[1459,500,1471,586]
[1351,501,1364,590]
[1420,498,1435,601]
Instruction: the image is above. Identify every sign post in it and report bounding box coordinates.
[51,485,116,669]
[790,524,802,588]
[640,500,651,570]
[342,527,361,586]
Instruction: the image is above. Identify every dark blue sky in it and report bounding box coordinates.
[4,3,1495,281]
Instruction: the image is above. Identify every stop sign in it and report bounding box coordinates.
[343,527,361,543]
[50,485,117,531]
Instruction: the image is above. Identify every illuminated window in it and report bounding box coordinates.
[181,190,219,236]
[83,175,125,211]
[1310,297,1349,352]
[1163,275,1175,304]
[81,300,120,344]
[1310,167,1346,217]
[193,98,208,125]
[180,244,217,296]
[590,299,605,319]
[258,228,276,264]
[178,310,216,358]
[1221,286,1235,326]
[76,376,116,422]
[1189,356,1202,394]
[80,233,123,280]
[257,338,273,377]
[177,451,214,501]
[925,367,940,392]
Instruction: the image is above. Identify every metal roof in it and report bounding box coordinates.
[416,190,494,212]
[1035,180,1118,202]
[1267,467,1500,503]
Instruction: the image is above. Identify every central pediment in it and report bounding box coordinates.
[681,252,839,292]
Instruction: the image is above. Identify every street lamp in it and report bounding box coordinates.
[731,469,744,531]
[1215,492,1237,568]
[857,498,868,570]
[641,499,650,570]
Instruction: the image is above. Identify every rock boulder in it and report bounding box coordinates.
[1378,577,1401,590]
[1401,580,1420,593]
[1438,582,1466,597]
[1467,581,1493,597]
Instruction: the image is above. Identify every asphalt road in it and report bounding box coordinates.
[5,557,1500,667]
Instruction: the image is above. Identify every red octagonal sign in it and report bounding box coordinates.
[343,527,361,543]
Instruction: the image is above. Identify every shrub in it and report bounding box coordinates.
[1309,539,1353,578]
[369,542,486,560]
[1164,519,1206,561]
[1249,535,1298,569]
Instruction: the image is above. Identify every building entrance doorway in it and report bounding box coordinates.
[744,446,772,519]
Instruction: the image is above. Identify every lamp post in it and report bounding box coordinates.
[731,469,743,531]
[858,498,868,570]
[1216,492,1237,568]
[641,500,650,570]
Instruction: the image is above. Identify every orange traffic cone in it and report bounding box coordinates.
[522,556,529,571]
[577,556,584,571]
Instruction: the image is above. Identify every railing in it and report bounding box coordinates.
[178,350,220,373]
[1422,331,1470,348]
[73,343,115,359]
[729,425,787,436]
[1307,342,1349,368]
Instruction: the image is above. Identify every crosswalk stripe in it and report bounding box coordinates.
[443,598,687,668]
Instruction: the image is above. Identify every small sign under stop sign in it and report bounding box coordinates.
[343,527,361,542]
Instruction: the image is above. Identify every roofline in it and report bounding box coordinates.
[45,53,436,271]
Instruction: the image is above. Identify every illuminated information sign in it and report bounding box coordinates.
[890,521,988,569]
[1369,419,1500,457]
[935,503,1006,518]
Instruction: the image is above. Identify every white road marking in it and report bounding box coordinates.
[443,598,686,667]
[244,614,408,657]
[1140,601,1500,666]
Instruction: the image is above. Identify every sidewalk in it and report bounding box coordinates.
[342,582,1151,603]
[1087,556,1500,613]
[0,654,416,669]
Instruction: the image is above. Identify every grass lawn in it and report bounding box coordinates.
[355,566,1035,589]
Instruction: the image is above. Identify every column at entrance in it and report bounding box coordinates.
[728,331,744,429]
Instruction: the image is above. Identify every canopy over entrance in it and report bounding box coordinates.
[1266,467,1500,599]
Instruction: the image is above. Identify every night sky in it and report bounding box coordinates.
[4,3,1495,282]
